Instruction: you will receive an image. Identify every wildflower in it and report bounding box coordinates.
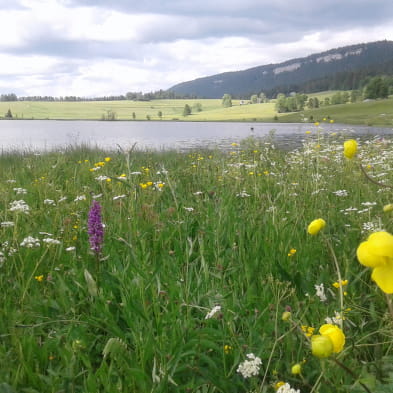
[183,207,194,212]
[301,325,315,337]
[205,305,221,319]
[332,279,348,288]
[35,275,44,282]
[291,363,302,375]
[0,221,14,227]
[281,311,291,321]
[87,200,104,256]
[315,283,327,302]
[236,353,262,378]
[224,345,232,354]
[311,324,345,358]
[113,194,127,200]
[42,238,61,245]
[236,190,251,198]
[307,218,326,235]
[95,175,110,181]
[276,382,301,393]
[383,204,393,213]
[356,231,393,293]
[287,248,297,257]
[65,246,76,252]
[13,187,27,194]
[20,236,40,248]
[343,139,358,159]
[104,157,111,162]
[275,381,286,391]
[9,200,30,214]
[74,195,86,202]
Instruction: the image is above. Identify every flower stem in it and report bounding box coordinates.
[332,358,372,393]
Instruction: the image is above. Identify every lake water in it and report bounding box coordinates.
[0,120,392,152]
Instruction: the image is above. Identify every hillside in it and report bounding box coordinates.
[168,40,393,98]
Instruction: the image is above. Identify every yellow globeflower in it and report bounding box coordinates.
[307,218,326,235]
[319,324,345,353]
[356,231,393,293]
[383,204,393,213]
[291,363,302,375]
[311,335,333,358]
[343,139,358,159]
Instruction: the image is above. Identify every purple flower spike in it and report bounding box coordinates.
[88,200,104,256]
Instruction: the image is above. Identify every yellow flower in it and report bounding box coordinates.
[383,204,393,213]
[291,363,302,375]
[224,345,232,354]
[287,248,297,257]
[274,381,286,391]
[307,218,326,235]
[332,279,348,288]
[104,157,111,162]
[311,335,333,358]
[281,311,291,321]
[319,324,345,353]
[35,275,44,282]
[343,139,358,159]
[356,231,393,293]
[314,122,320,126]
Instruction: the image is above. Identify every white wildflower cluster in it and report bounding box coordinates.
[236,353,262,378]
[315,283,327,302]
[42,238,61,245]
[236,190,251,198]
[276,383,301,393]
[183,207,194,212]
[92,193,103,199]
[205,305,221,319]
[113,194,127,200]
[130,171,142,175]
[153,181,165,191]
[74,195,86,202]
[58,196,67,203]
[13,187,28,195]
[0,221,14,227]
[9,200,30,214]
[95,175,110,181]
[362,221,383,234]
[65,246,76,252]
[6,179,17,183]
[43,199,56,206]
[332,189,348,197]
[325,311,343,326]
[20,236,40,248]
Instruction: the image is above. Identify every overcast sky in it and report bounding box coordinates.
[1,0,393,97]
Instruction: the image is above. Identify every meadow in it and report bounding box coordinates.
[1,95,393,126]
[1,125,393,392]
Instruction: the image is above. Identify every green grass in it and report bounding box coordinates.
[2,95,393,126]
[1,131,393,392]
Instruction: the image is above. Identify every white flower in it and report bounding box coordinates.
[9,200,30,214]
[325,311,343,326]
[44,199,56,206]
[193,191,203,195]
[205,305,221,319]
[74,195,86,202]
[183,207,194,212]
[130,171,142,175]
[276,382,301,393]
[236,190,251,198]
[315,283,327,302]
[65,246,76,252]
[20,236,40,248]
[113,194,127,200]
[92,193,103,199]
[58,196,67,203]
[13,187,27,194]
[42,238,61,245]
[332,189,348,197]
[95,175,109,181]
[236,353,262,378]
[6,179,17,183]
[0,221,14,227]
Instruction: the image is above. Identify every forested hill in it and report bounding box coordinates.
[168,40,393,98]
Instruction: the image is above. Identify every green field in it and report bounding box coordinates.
[1,94,393,126]
[1,132,393,392]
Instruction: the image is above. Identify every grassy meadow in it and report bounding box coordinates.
[1,94,393,125]
[1,127,393,392]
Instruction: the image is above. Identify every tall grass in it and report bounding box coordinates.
[1,126,393,392]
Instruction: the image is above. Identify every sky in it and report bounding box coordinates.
[1,0,393,98]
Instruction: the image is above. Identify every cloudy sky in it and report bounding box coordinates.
[1,0,393,97]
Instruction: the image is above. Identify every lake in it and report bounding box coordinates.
[0,120,392,152]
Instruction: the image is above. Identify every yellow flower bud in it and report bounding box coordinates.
[383,204,393,213]
[311,335,333,358]
[281,311,291,321]
[291,363,302,375]
[307,218,326,235]
[343,139,358,159]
